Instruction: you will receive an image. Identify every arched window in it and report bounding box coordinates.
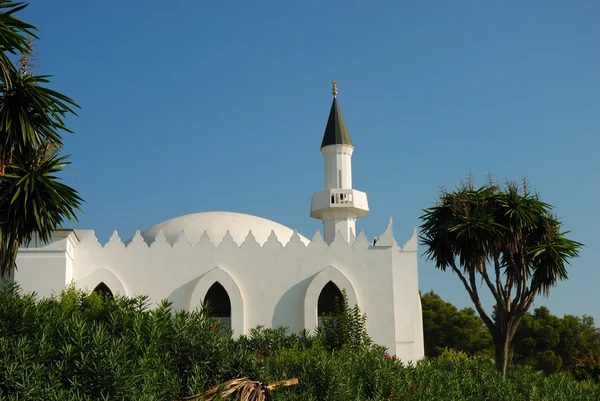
[93,282,113,299]
[317,281,343,327]
[204,282,231,330]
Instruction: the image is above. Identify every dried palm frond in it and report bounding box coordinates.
[178,377,299,401]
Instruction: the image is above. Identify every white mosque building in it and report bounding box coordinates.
[14,84,424,362]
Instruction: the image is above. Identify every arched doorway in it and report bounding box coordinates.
[204,282,231,330]
[317,281,343,327]
[93,282,113,299]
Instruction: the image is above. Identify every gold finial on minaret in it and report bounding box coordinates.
[330,80,338,98]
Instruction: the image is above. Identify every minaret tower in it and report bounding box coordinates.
[310,82,369,244]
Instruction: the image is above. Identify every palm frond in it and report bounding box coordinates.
[0,72,80,154]
[178,377,299,401]
[0,1,37,87]
[0,145,82,276]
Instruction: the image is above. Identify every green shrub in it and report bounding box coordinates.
[316,289,371,351]
[1,282,599,400]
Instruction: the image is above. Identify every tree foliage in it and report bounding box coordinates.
[420,176,583,376]
[512,306,564,373]
[421,290,600,381]
[0,1,82,278]
[421,290,492,357]
[512,306,600,376]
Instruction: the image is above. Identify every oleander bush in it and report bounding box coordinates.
[0,282,599,400]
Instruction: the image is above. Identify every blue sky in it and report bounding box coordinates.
[21,1,599,321]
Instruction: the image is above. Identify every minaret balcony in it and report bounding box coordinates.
[310,189,369,219]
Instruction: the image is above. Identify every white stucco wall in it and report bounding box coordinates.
[322,144,354,189]
[13,230,78,298]
[14,220,424,363]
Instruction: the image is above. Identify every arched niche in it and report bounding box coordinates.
[190,267,244,336]
[317,281,343,327]
[304,265,358,331]
[93,282,114,298]
[76,268,127,296]
[204,282,232,330]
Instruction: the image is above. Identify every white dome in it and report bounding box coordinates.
[139,211,309,246]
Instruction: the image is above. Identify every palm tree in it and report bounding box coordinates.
[0,1,82,278]
[420,176,582,376]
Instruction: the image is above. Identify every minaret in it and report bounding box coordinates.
[310,82,369,243]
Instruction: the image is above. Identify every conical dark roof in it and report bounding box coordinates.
[321,97,353,149]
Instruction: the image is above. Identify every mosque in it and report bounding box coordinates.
[14,83,425,362]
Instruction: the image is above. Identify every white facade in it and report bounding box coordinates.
[11,89,425,362]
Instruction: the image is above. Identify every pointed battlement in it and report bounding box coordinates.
[71,218,417,253]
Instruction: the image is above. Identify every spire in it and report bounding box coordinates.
[321,81,353,149]
[311,81,368,243]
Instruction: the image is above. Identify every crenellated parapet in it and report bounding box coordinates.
[75,220,418,254]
